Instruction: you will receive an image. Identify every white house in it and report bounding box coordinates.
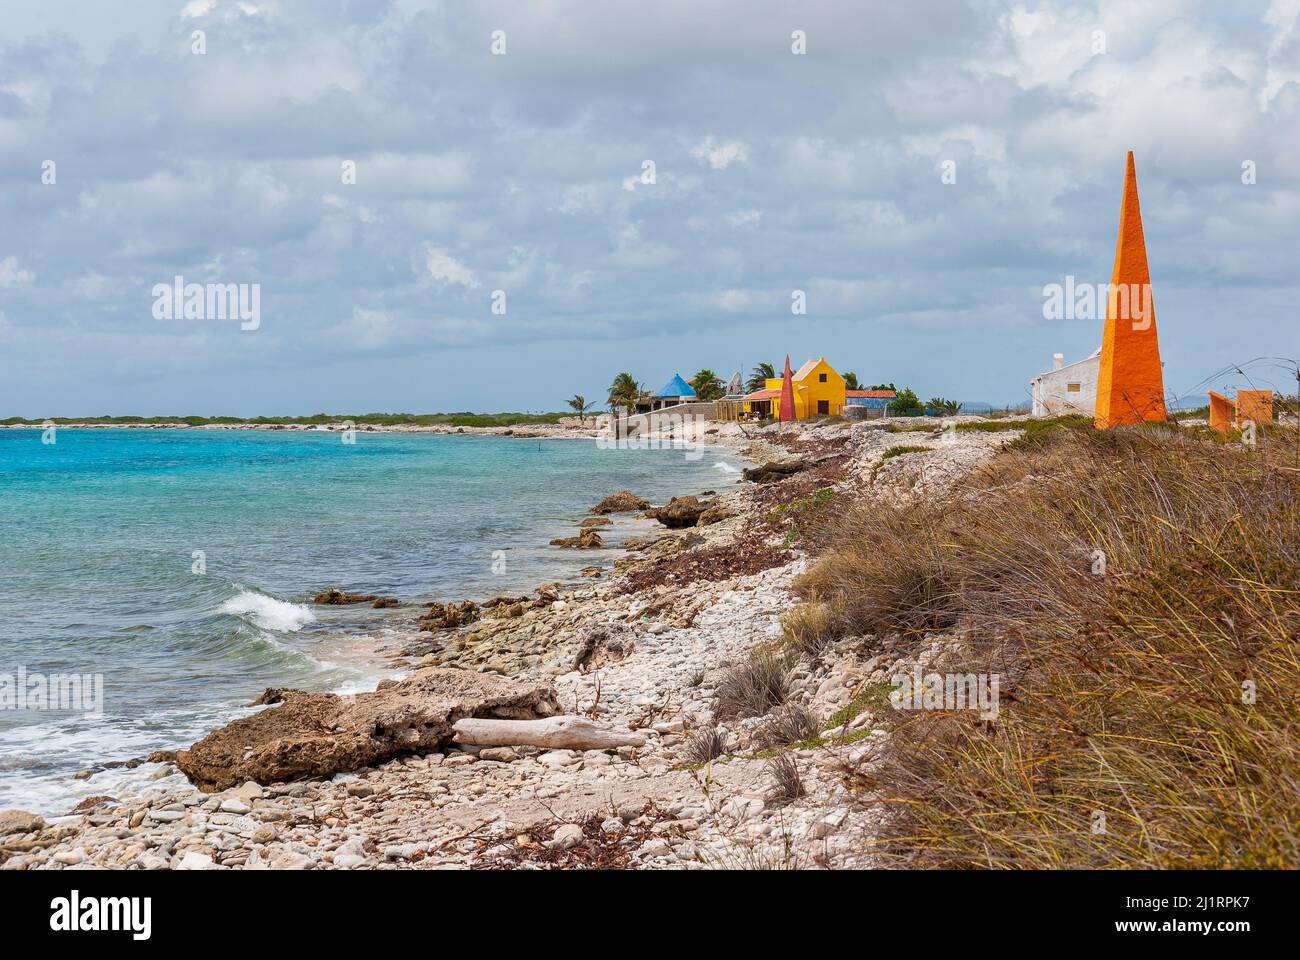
[1030,348,1101,416]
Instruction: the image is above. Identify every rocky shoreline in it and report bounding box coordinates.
[0,417,1021,870]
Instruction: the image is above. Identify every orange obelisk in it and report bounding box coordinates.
[1094,151,1166,429]
[779,354,795,422]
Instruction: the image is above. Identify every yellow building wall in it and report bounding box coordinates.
[746,360,846,419]
[793,359,846,418]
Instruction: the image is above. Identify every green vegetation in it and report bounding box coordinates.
[825,682,896,729]
[746,362,776,393]
[768,487,837,520]
[691,368,725,401]
[566,395,596,424]
[870,444,931,482]
[606,371,640,411]
[926,396,962,416]
[888,386,925,416]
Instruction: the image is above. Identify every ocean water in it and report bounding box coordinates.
[0,428,741,814]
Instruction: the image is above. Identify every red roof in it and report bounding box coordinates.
[847,390,896,398]
[743,388,781,401]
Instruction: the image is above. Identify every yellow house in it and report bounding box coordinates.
[742,357,846,420]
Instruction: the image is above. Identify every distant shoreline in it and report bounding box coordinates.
[0,414,607,439]
[0,412,575,428]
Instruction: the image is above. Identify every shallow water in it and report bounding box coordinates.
[0,428,739,813]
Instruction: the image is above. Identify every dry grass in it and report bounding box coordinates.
[757,704,821,749]
[797,422,1300,868]
[713,648,791,720]
[766,753,806,806]
[683,726,728,765]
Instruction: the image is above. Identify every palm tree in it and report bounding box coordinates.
[692,369,725,401]
[842,371,860,391]
[746,362,775,393]
[607,372,639,412]
[567,395,596,424]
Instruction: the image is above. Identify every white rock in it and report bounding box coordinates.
[53,848,86,865]
[176,851,215,870]
[807,807,849,839]
[636,838,671,859]
[547,823,584,850]
[722,796,766,822]
[219,798,251,814]
[537,750,579,768]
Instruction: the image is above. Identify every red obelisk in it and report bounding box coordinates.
[1094,151,1166,428]
[779,354,795,422]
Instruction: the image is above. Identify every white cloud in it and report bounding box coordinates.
[0,256,35,287]
[180,0,217,20]
[691,137,749,170]
[424,246,479,289]
[723,209,761,228]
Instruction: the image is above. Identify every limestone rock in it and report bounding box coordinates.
[175,668,559,791]
[419,600,480,631]
[646,495,716,529]
[592,491,650,514]
[0,810,45,836]
[312,588,377,605]
[550,528,604,549]
[741,459,807,484]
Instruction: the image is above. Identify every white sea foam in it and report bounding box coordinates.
[219,591,316,632]
[712,461,741,474]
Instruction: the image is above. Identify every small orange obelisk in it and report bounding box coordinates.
[1094,151,1166,429]
[778,354,795,422]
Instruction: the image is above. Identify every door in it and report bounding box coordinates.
[817,400,829,415]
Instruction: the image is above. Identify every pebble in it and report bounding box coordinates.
[176,851,216,870]
[537,750,579,768]
[547,824,584,850]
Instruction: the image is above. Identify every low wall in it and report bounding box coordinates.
[603,402,719,439]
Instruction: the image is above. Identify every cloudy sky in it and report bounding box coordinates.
[1,0,1297,416]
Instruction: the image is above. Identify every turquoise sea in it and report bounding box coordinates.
[0,428,741,813]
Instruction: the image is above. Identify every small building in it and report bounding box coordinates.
[649,373,696,411]
[742,357,849,420]
[1030,348,1101,417]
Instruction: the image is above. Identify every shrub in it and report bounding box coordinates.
[683,727,728,765]
[714,649,791,719]
[757,704,821,749]
[766,754,806,806]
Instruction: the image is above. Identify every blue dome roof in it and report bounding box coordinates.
[655,374,696,398]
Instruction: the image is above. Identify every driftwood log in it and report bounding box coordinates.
[452,715,647,750]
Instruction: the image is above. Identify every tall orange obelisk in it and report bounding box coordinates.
[1094,151,1166,429]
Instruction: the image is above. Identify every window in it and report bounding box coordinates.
[819,373,827,382]
[1067,382,1081,393]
